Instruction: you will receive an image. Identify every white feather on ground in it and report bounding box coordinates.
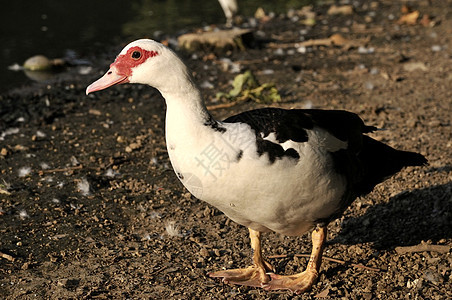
[18,167,32,177]
[165,221,183,237]
[77,178,91,196]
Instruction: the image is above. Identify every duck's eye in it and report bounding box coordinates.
[131,51,141,59]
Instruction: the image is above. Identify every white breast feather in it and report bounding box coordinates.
[169,122,348,236]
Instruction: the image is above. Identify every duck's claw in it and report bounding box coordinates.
[262,270,318,294]
[209,266,271,288]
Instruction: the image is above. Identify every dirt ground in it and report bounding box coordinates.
[1,1,451,299]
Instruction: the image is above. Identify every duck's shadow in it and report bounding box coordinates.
[332,181,452,249]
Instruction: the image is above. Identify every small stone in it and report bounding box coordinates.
[423,270,443,285]
[128,142,141,150]
[57,278,80,289]
[23,55,52,71]
[364,81,374,90]
[406,119,417,128]
[200,81,214,89]
[297,46,307,54]
[89,109,102,116]
[327,5,353,15]
[199,248,209,258]
[403,62,428,72]
[203,206,211,217]
[431,45,442,52]
[428,120,441,127]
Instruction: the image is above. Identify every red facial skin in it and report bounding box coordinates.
[112,46,159,77]
[86,46,159,95]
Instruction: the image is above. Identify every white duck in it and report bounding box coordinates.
[86,39,426,294]
[218,0,238,26]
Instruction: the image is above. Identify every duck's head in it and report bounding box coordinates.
[86,39,187,95]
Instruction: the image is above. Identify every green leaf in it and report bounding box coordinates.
[216,70,281,104]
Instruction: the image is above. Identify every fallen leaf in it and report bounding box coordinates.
[298,6,316,26]
[214,70,281,108]
[296,34,370,50]
[329,33,348,46]
[254,7,271,22]
[397,10,420,25]
[401,5,411,14]
[403,62,428,72]
[420,14,434,27]
[254,7,266,19]
[0,188,10,195]
[314,287,330,298]
[327,5,353,15]
[89,108,102,116]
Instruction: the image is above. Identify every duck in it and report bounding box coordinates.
[86,39,427,294]
[218,0,238,27]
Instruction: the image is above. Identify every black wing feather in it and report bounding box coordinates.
[223,107,426,196]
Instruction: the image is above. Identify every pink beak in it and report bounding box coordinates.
[86,67,129,95]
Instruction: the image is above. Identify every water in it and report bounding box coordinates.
[1,0,311,93]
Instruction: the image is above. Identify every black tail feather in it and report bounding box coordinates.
[356,136,427,196]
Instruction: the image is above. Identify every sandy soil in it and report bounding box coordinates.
[1,1,451,299]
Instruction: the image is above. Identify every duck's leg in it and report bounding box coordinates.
[208,228,274,287]
[263,226,327,294]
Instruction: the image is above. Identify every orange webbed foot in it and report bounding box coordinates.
[263,269,319,294]
[208,265,272,288]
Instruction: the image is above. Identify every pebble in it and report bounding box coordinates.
[89,109,102,116]
[274,48,284,56]
[358,46,375,54]
[423,270,443,285]
[403,62,428,72]
[431,45,442,52]
[364,81,374,90]
[297,46,307,54]
[126,142,141,152]
[199,248,209,258]
[406,119,417,128]
[23,55,52,71]
[428,120,441,127]
[200,81,214,89]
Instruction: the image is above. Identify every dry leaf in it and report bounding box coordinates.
[327,5,353,15]
[314,287,330,298]
[329,33,348,46]
[403,62,428,72]
[254,7,271,22]
[286,34,369,51]
[401,5,412,14]
[397,11,420,25]
[420,14,434,27]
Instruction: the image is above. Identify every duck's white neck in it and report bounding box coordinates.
[162,76,210,123]
[156,68,214,149]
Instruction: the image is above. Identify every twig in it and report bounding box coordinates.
[267,254,287,258]
[38,165,83,175]
[267,34,370,51]
[268,253,381,272]
[0,251,15,262]
[206,101,241,110]
[395,243,451,255]
[0,188,10,195]
[149,266,166,276]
